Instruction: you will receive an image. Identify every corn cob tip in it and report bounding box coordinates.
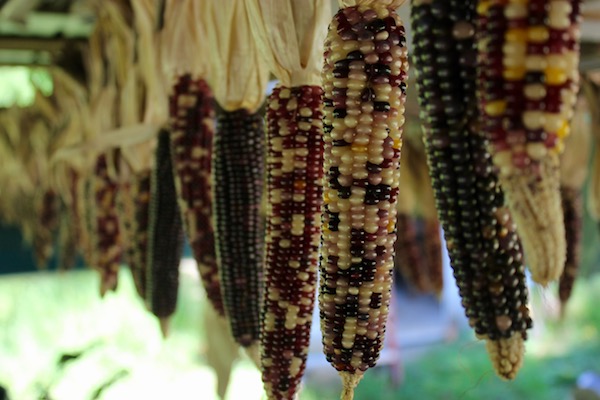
[485,334,525,381]
[243,342,260,368]
[501,157,566,286]
[99,274,118,298]
[159,317,172,338]
[340,371,363,400]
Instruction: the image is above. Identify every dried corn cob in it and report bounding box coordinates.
[146,129,184,336]
[423,218,443,295]
[558,186,582,310]
[261,85,324,399]
[213,107,265,349]
[57,199,78,271]
[117,178,137,276]
[320,5,408,397]
[32,189,58,269]
[168,74,223,316]
[412,0,532,379]
[477,0,582,285]
[393,213,428,293]
[92,152,123,296]
[130,171,152,299]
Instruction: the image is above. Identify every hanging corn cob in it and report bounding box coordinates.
[321,1,408,397]
[394,213,428,292]
[168,74,223,316]
[203,0,270,357]
[422,218,443,295]
[213,107,265,348]
[557,98,590,313]
[477,0,582,285]
[247,0,330,397]
[146,129,184,336]
[32,189,58,269]
[558,186,582,309]
[412,0,532,379]
[92,152,123,296]
[56,200,78,271]
[130,171,152,299]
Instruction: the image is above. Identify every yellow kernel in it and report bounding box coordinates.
[484,100,507,117]
[545,67,567,85]
[503,67,526,80]
[528,26,549,42]
[393,138,402,149]
[477,1,492,15]
[557,120,570,138]
[351,143,368,153]
[505,28,527,43]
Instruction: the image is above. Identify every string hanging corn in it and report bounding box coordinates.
[92,152,123,296]
[146,129,184,336]
[558,186,582,310]
[261,86,324,399]
[477,0,582,285]
[213,107,265,349]
[320,3,407,397]
[168,74,223,316]
[130,171,152,299]
[412,0,532,379]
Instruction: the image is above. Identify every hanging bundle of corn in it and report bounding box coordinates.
[32,189,59,269]
[203,0,270,356]
[247,0,331,396]
[412,0,532,379]
[146,129,184,336]
[92,152,123,296]
[477,0,582,285]
[161,0,224,317]
[557,98,590,312]
[321,1,408,397]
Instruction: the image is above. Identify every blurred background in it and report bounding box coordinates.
[1,1,600,400]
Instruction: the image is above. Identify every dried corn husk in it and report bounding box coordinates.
[338,0,405,8]
[247,0,331,86]
[203,0,269,112]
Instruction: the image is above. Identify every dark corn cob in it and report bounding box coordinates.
[412,0,532,379]
[32,189,58,269]
[320,5,408,397]
[92,152,122,296]
[261,86,324,399]
[423,218,443,295]
[477,0,582,285]
[558,186,582,310]
[168,74,224,316]
[146,129,185,336]
[130,171,152,300]
[213,107,265,350]
[394,213,429,293]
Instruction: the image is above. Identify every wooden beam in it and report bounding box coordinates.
[0,36,86,52]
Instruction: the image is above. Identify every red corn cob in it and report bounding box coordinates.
[261,85,324,399]
[92,152,123,296]
[394,213,427,293]
[168,74,224,316]
[130,171,152,299]
[422,218,443,296]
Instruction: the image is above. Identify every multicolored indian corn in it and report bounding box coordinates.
[168,74,223,316]
[412,0,532,379]
[213,107,265,348]
[261,85,324,399]
[32,189,58,269]
[477,0,582,285]
[320,4,408,396]
[92,152,123,296]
